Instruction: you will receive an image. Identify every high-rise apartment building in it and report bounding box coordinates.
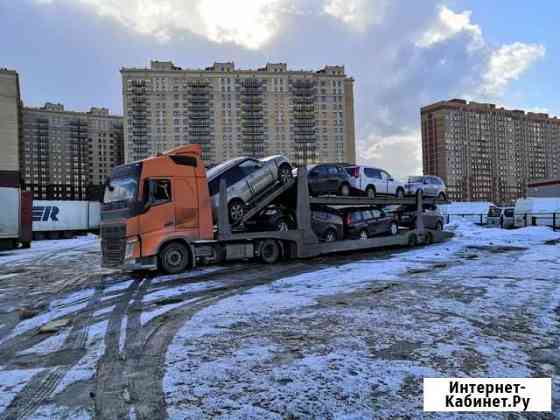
[0,68,22,187]
[21,103,124,200]
[421,99,560,204]
[121,61,356,166]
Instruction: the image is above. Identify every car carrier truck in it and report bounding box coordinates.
[100,145,449,273]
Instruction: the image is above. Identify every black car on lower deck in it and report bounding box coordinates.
[340,207,399,239]
[245,205,344,242]
[303,163,353,196]
[393,204,444,230]
[244,205,296,232]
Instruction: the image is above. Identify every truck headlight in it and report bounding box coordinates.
[125,238,139,259]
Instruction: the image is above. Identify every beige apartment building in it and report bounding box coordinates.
[21,103,124,200]
[421,99,560,204]
[121,61,356,166]
[0,68,22,187]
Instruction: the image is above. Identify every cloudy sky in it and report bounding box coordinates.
[1,0,556,178]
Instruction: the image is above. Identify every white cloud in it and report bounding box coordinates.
[323,0,387,31]
[416,5,483,51]
[359,130,422,179]
[479,42,546,97]
[37,0,293,48]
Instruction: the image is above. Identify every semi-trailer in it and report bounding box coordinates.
[100,145,450,274]
[0,187,32,250]
[32,200,101,239]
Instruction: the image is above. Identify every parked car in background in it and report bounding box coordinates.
[501,207,515,229]
[405,175,447,200]
[395,204,444,231]
[207,155,292,223]
[303,163,353,196]
[486,205,503,227]
[341,207,399,239]
[344,165,405,199]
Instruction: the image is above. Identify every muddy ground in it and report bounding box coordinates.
[0,224,558,419]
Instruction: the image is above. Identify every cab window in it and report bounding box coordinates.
[152,179,172,203]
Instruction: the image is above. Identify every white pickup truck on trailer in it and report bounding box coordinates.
[32,201,101,239]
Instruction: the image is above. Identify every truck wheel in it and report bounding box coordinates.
[228,199,245,224]
[323,228,337,243]
[278,164,292,184]
[159,242,190,274]
[389,222,399,236]
[339,183,350,196]
[260,239,281,264]
[366,186,376,199]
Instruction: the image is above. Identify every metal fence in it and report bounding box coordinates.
[444,212,559,231]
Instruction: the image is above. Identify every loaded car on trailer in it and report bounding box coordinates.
[100,145,450,274]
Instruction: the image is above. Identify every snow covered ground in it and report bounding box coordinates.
[0,222,558,418]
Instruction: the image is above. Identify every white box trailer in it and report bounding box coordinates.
[438,202,496,225]
[32,201,100,239]
[0,187,32,249]
[0,187,19,240]
[514,198,560,228]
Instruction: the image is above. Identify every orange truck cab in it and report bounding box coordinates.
[101,145,213,272]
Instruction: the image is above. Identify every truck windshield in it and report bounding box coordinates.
[104,177,138,204]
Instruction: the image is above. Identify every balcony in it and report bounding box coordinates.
[293,112,315,120]
[292,89,316,96]
[189,113,210,120]
[294,136,317,143]
[189,105,210,112]
[241,113,264,120]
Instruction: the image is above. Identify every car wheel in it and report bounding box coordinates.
[396,188,405,199]
[228,199,245,224]
[278,164,292,184]
[359,229,368,240]
[159,241,190,274]
[339,183,350,196]
[435,221,443,231]
[276,218,290,232]
[260,239,281,264]
[323,228,337,243]
[389,221,399,236]
[438,192,447,201]
[366,186,376,199]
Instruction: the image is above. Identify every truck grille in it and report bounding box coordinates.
[101,224,126,266]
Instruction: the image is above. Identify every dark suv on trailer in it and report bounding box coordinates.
[303,163,353,196]
[341,208,399,239]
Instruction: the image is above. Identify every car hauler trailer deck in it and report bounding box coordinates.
[101,145,450,273]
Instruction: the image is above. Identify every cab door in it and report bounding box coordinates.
[139,178,175,255]
[174,177,198,235]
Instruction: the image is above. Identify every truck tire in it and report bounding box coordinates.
[159,241,191,274]
[260,239,281,264]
